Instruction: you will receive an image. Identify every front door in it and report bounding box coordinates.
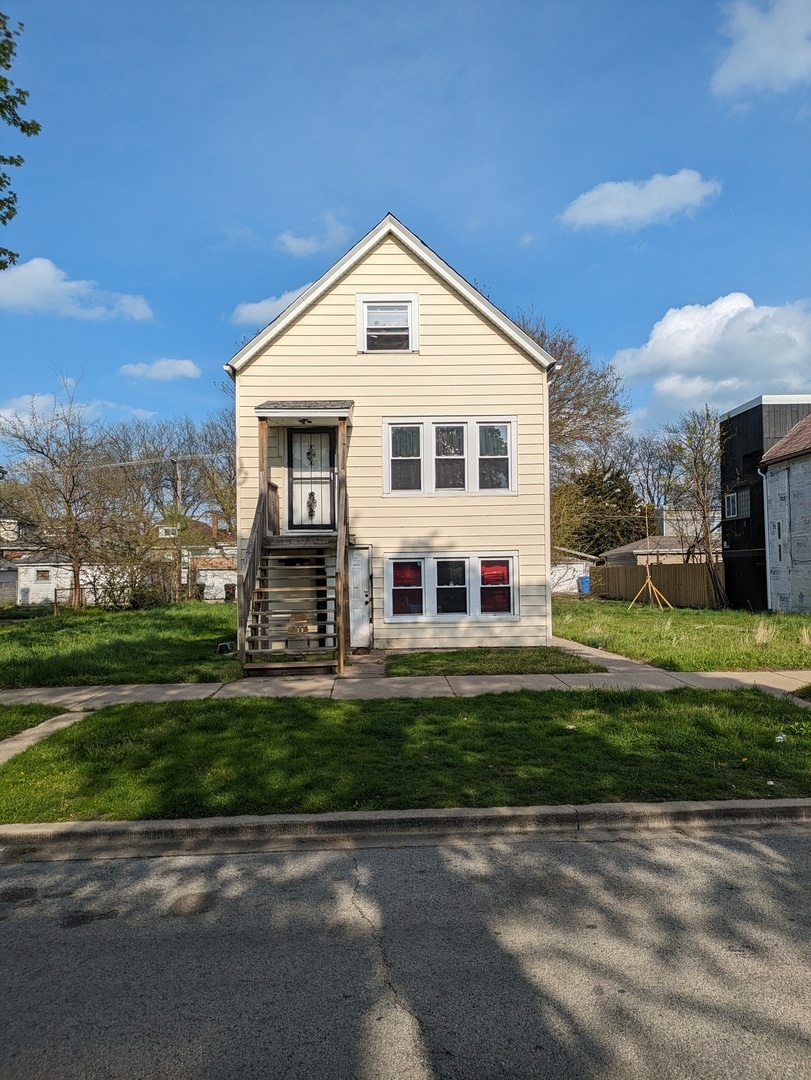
[349,545,373,648]
[288,429,335,530]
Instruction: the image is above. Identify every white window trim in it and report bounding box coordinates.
[383,416,517,495]
[383,552,520,622]
[356,293,419,353]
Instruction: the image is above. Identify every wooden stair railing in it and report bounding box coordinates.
[238,482,278,665]
[334,417,349,675]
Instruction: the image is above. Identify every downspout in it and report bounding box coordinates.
[541,360,557,644]
[757,466,772,611]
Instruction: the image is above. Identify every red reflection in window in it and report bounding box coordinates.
[393,562,422,588]
[481,586,511,613]
[481,560,509,585]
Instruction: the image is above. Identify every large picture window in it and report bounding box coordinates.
[385,555,517,620]
[385,418,516,494]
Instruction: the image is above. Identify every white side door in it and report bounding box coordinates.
[349,546,373,648]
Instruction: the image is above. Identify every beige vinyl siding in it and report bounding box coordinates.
[235,235,552,646]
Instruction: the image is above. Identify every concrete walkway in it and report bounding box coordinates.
[1,638,809,767]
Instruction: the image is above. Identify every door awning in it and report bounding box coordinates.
[254,400,354,426]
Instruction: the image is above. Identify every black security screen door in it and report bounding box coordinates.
[287,428,336,529]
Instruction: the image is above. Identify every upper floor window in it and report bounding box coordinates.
[385,417,516,495]
[357,294,419,352]
[724,487,750,519]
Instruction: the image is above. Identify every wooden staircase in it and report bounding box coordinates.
[240,415,350,675]
[243,535,340,674]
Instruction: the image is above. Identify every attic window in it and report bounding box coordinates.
[357,294,419,352]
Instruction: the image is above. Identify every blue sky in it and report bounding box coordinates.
[1,0,810,432]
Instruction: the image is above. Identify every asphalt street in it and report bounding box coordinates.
[1,824,810,1079]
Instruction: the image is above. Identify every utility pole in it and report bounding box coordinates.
[170,458,182,514]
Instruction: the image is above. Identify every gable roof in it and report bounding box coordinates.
[225,213,556,377]
[599,534,722,560]
[760,413,811,467]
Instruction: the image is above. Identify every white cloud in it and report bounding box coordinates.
[518,232,535,248]
[560,170,721,231]
[276,211,351,256]
[0,392,155,423]
[230,283,313,327]
[0,393,57,420]
[712,0,811,95]
[119,359,201,381]
[614,292,811,422]
[0,258,153,320]
[216,226,267,251]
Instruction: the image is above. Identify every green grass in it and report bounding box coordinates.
[0,689,807,822]
[554,597,811,671]
[0,704,63,741]
[0,603,241,687]
[385,646,604,676]
[0,606,55,622]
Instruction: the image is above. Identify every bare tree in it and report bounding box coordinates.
[515,309,628,485]
[663,405,726,605]
[0,381,110,606]
[197,405,236,531]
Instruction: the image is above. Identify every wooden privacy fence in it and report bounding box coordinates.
[591,563,726,610]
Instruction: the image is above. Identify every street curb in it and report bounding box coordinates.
[1,798,810,847]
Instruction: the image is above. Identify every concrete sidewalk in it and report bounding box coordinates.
[1,636,809,708]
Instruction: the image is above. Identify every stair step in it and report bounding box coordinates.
[243,660,339,674]
[262,535,337,550]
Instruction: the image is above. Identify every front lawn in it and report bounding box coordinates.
[385,646,604,676]
[554,597,811,671]
[0,689,807,822]
[0,705,63,742]
[0,603,241,687]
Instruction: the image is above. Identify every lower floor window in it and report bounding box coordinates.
[392,560,424,615]
[480,558,511,612]
[386,554,517,619]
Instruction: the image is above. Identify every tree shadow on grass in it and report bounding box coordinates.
[1,688,808,824]
[0,604,240,687]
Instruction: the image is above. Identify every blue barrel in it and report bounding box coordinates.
[577,575,591,594]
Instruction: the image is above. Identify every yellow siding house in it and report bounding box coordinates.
[225,214,556,672]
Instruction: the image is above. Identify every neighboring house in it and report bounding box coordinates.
[550,547,598,593]
[759,413,811,613]
[225,213,556,672]
[13,515,237,607]
[599,534,722,567]
[0,519,39,563]
[156,517,238,600]
[192,555,237,602]
[16,553,83,606]
[721,395,811,610]
[653,508,721,544]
